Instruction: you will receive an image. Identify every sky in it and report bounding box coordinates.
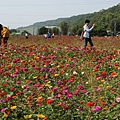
[0,0,119,29]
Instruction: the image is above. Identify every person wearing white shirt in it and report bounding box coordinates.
[83,19,95,49]
[25,32,28,39]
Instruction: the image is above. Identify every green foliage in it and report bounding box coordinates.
[9,29,17,34]
[60,21,69,35]
[21,30,31,36]
[52,27,60,35]
[38,26,48,35]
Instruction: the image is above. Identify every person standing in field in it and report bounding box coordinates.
[25,32,29,39]
[0,24,10,47]
[52,32,55,38]
[47,32,51,38]
[83,19,95,49]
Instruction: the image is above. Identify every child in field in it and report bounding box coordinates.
[0,24,10,47]
[52,32,55,38]
[83,20,95,49]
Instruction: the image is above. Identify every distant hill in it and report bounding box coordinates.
[17,3,120,35]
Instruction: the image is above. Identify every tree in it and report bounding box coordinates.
[60,21,69,35]
[109,17,120,33]
[38,26,48,35]
[52,27,60,35]
[21,30,31,36]
[9,29,17,34]
[69,25,79,35]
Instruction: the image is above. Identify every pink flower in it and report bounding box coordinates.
[62,89,68,95]
[95,106,101,111]
[67,93,73,98]
[91,106,101,112]
[81,90,87,93]
[16,80,21,84]
[56,94,62,98]
[97,88,101,91]
[1,108,6,113]
[77,85,84,90]
[116,98,120,102]
[74,90,79,95]
[96,77,101,80]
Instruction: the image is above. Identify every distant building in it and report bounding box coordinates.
[17,26,38,35]
[17,25,61,35]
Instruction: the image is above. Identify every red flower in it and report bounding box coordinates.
[3,83,8,87]
[63,105,71,109]
[46,99,54,104]
[86,102,95,107]
[101,71,107,77]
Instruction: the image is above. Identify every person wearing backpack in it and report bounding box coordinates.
[0,24,10,47]
[83,20,95,49]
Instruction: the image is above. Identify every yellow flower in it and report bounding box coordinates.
[47,81,51,84]
[78,66,81,69]
[101,80,105,83]
[10,106,17,110]
[54,74,59,77]
[37,114,46,118]
[57,65,60,68]
[33,76,37,79]
[98,84,103,87]
[106,86,111,90]
[3,113,8,117]
[45,83,50,87]
[10,62,13,66]
[24,114,32,119]
[34,55,39,59]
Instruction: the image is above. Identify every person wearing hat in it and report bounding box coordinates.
[0,24,10,47]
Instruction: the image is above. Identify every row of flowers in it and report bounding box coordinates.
[0,36,120,119]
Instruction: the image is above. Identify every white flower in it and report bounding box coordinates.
[73,71,78,75]
[66,73,68,76]
[81,72,84,75]
[85,82,89,84]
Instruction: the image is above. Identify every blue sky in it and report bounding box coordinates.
[0,0,119,29]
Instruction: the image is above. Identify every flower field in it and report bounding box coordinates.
[0,35,120,120]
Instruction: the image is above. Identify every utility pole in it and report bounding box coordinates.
[33,26,35,35]
[114,22,116,35]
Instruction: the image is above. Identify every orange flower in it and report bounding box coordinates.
[40,76,44,80]
[37,97,44,104]
[16,92,21,95]
[80,101,84,104]
[3,71,10,76]
[26,80,31,83]
[111,72,118,77]
[10,86,15,91]
[63,105,71,109]
[3,83,8,87]
[112,102,117,107]
[27,96,34,101]
[12,96,17,99]
[60,71,65,75]
[99,98,106,107]
[103,107,109,111]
